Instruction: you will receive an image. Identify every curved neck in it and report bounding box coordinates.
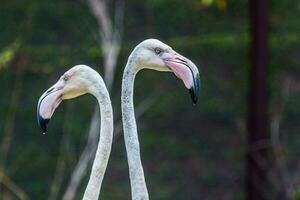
[83,76,114,200]
[121,53,149,200]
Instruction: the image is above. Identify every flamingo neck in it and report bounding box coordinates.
[83,75,114,200]
[122,53,149,200]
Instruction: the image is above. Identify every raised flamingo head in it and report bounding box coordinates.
[133,39,200,104]
[37,65,100,133]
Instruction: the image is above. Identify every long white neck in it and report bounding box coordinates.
[83,74,114,200]
[121,53,149,200]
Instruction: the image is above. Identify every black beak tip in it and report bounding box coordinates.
[37,115,50,133]
[189,73,200,105]
[189,88,198,104]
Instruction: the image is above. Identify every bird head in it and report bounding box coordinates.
[133,39,200,104]
[37,65,99,133]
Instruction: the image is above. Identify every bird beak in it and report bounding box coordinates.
[162,50,200,104]
[37,79,65,133]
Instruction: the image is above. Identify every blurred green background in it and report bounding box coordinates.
[0,0,299,199]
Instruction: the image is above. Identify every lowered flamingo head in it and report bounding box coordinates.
[133,39,200,104]
[37,65,100,133]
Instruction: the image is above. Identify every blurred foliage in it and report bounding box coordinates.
[0,39,21,70]
[293,185,300,200]
[0,0,299,199]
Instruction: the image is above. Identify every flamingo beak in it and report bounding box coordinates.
[37,79,64,133]
[162,50,200,104]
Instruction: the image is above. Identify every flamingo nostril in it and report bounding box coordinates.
[176,57,187,63]
[46,87,54,94]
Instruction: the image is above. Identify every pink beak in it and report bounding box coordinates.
[162,50,200,104]
[37,79,64,133]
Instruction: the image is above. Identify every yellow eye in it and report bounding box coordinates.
[154,47,162,54]
[63,75,69,81]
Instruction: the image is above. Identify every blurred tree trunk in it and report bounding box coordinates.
[246,0,270,200]
[0,169,29,200]
[270,76,300,199]
[0,56,25,197]
[61,0,124,199]
[48,104,74,200]
[0,40,22,163]
[0,65,24,161]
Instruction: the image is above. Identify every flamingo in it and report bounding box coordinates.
[121,39,200,200]
[37,65,113,200]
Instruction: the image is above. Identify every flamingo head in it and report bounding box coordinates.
[133,39,200,104]
[37,65,99,133]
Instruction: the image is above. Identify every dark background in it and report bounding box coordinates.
[0,0,299,199]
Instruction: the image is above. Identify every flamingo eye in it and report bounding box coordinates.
[154,47,162,55]
[63,75,69,81]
